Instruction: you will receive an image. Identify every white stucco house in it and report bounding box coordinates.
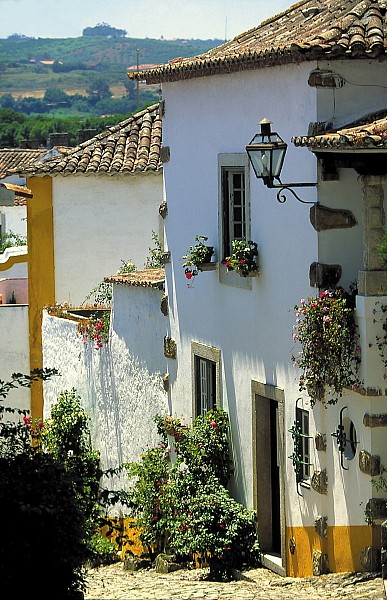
[128,0,387,578]
[17,104,164,422]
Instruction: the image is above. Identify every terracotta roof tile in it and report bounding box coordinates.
[292,109,387,149]
[21,104,162,177]
[0,182,32,197]
[104,267,165,290]
[0,148,48,179]
[14,196,27,206]
[130,1,387,83]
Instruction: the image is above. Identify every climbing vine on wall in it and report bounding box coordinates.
[292,288,361,406]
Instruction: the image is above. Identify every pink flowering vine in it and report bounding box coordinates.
[292,288,361,405]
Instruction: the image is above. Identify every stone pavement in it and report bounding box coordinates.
[85,562,386,600]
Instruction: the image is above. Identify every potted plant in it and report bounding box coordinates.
[225,240,258,277]
[182,235,215,284]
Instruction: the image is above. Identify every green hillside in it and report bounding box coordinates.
[0,36,222,97]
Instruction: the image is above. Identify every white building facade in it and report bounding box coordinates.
[133,0,387,577]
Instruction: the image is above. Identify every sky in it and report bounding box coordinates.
[0,0,292,41]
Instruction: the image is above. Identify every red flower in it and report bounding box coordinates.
[239,259,245,265]
[225,260,231,268]
[185,270,193,280]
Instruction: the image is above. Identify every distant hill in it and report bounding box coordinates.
[0,36,223,99]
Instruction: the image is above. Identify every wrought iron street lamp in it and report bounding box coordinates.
[246,118,317,203]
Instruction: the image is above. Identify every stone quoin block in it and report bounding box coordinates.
[315,432,327,451]
[310,204,357,231]
[359,449,381,476]
[363,413,387,428]
[311,469,328,495]
[312,550,329,575]
[164,336,177,359]
[314,516,328,539]
[360,546,381,572]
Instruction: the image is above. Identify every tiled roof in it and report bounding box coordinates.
[0,182,33,197]
[130,0,387,83]
[21,104,162,176]
[105,267,165,290]
[14,196,27,206]
[292,109,387,149]
[0,148,48,179]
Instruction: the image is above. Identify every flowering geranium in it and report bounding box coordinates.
[292,289,360,405]
[77,311,110,350]
[225,240,258,277]
[182,235,214,287]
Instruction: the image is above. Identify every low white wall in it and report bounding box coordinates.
[0,246,28,278]
[1,205,27,238]
[0,305,30,419]
[42,283,169,496]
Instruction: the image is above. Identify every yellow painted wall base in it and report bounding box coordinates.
[101,518,147,559]
[286,525,377,577]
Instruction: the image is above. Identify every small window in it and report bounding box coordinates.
[295,407,310,483]
[191,341,221,418]
[218,154,250,262]
[195,356,216,416]
[221,168,247,258]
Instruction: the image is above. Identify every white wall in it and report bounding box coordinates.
[316,169,364,291]
[42,282,169,495]
[52,173,163,305]
[316,60,387,128]
[0,305,30,419]
[1,205,27,238]
[161,62,319,509]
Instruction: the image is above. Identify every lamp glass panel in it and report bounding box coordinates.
[270,146,286,178]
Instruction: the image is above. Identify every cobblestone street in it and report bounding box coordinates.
[85,563,386,600]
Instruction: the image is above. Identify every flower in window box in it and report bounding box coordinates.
[182,235,215,286]
[225,240,258,277]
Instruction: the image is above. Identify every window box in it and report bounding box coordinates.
[225,239,259,277]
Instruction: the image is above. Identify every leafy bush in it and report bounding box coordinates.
[88,532,118,567]
[167,472,260,580]
[122,408,259,580]
[0,377,102,597]
[0,230,27,254]
[145,230,165,269]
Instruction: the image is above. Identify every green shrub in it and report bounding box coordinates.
[0,230,27,254]
[122,407,260,580]
[0,378,102,597]
[88,532,118,567]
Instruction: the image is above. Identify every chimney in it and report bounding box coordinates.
[47,132,70,149]
[19,139,41,149]
[77,129,97,144]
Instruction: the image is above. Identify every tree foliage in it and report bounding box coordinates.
[82,23,127,38]
[0,374,103,597]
